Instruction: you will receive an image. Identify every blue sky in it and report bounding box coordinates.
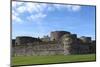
[12,2,96,40]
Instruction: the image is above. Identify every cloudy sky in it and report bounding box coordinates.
[12,1,96,40]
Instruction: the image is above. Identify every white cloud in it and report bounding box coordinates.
[12,2,81,24]
[27,13,47,23]
[53,4,67,9]
[16,3,38,13]
[30,13,46,20]
[12,14,22,23]
[15,2,48,14]
[16,5,26,13]
[53,4,81,12]
[25,3,38,13]
[12,1,24,8]
[66,5,81,11]
[25,3,47,13]
[71,5,81,11]
[12,2,48,24]
[12,10,18,16]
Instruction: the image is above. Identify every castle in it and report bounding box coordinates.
[12,31,96,56]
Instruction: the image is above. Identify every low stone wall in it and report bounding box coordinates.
[12,44,64,56]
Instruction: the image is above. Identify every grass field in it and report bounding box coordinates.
[12,54,96,66]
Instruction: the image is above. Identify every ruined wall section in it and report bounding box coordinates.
[13,43,64,56]
[61,34,93,55]
[15,36,41,45]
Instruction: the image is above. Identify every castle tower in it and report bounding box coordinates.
[61,34,73,55]
[50,31,70,41]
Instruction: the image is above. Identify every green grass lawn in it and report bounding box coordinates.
[12,54,96,66]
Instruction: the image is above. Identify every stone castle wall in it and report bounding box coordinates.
[12,43,64,56]
[15,36,41,45]
[12,31,96,56]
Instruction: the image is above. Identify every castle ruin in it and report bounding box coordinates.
[12,31,96,56]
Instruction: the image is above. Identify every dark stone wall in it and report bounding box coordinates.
[80,36,91,43]
[15,36,41,45]
[89,40,96,53]
[12,39,15,47]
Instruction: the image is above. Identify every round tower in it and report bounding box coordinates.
[61,34,73,55]
[50,31,70,41]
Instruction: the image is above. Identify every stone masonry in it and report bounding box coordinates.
[12,31,96,56]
